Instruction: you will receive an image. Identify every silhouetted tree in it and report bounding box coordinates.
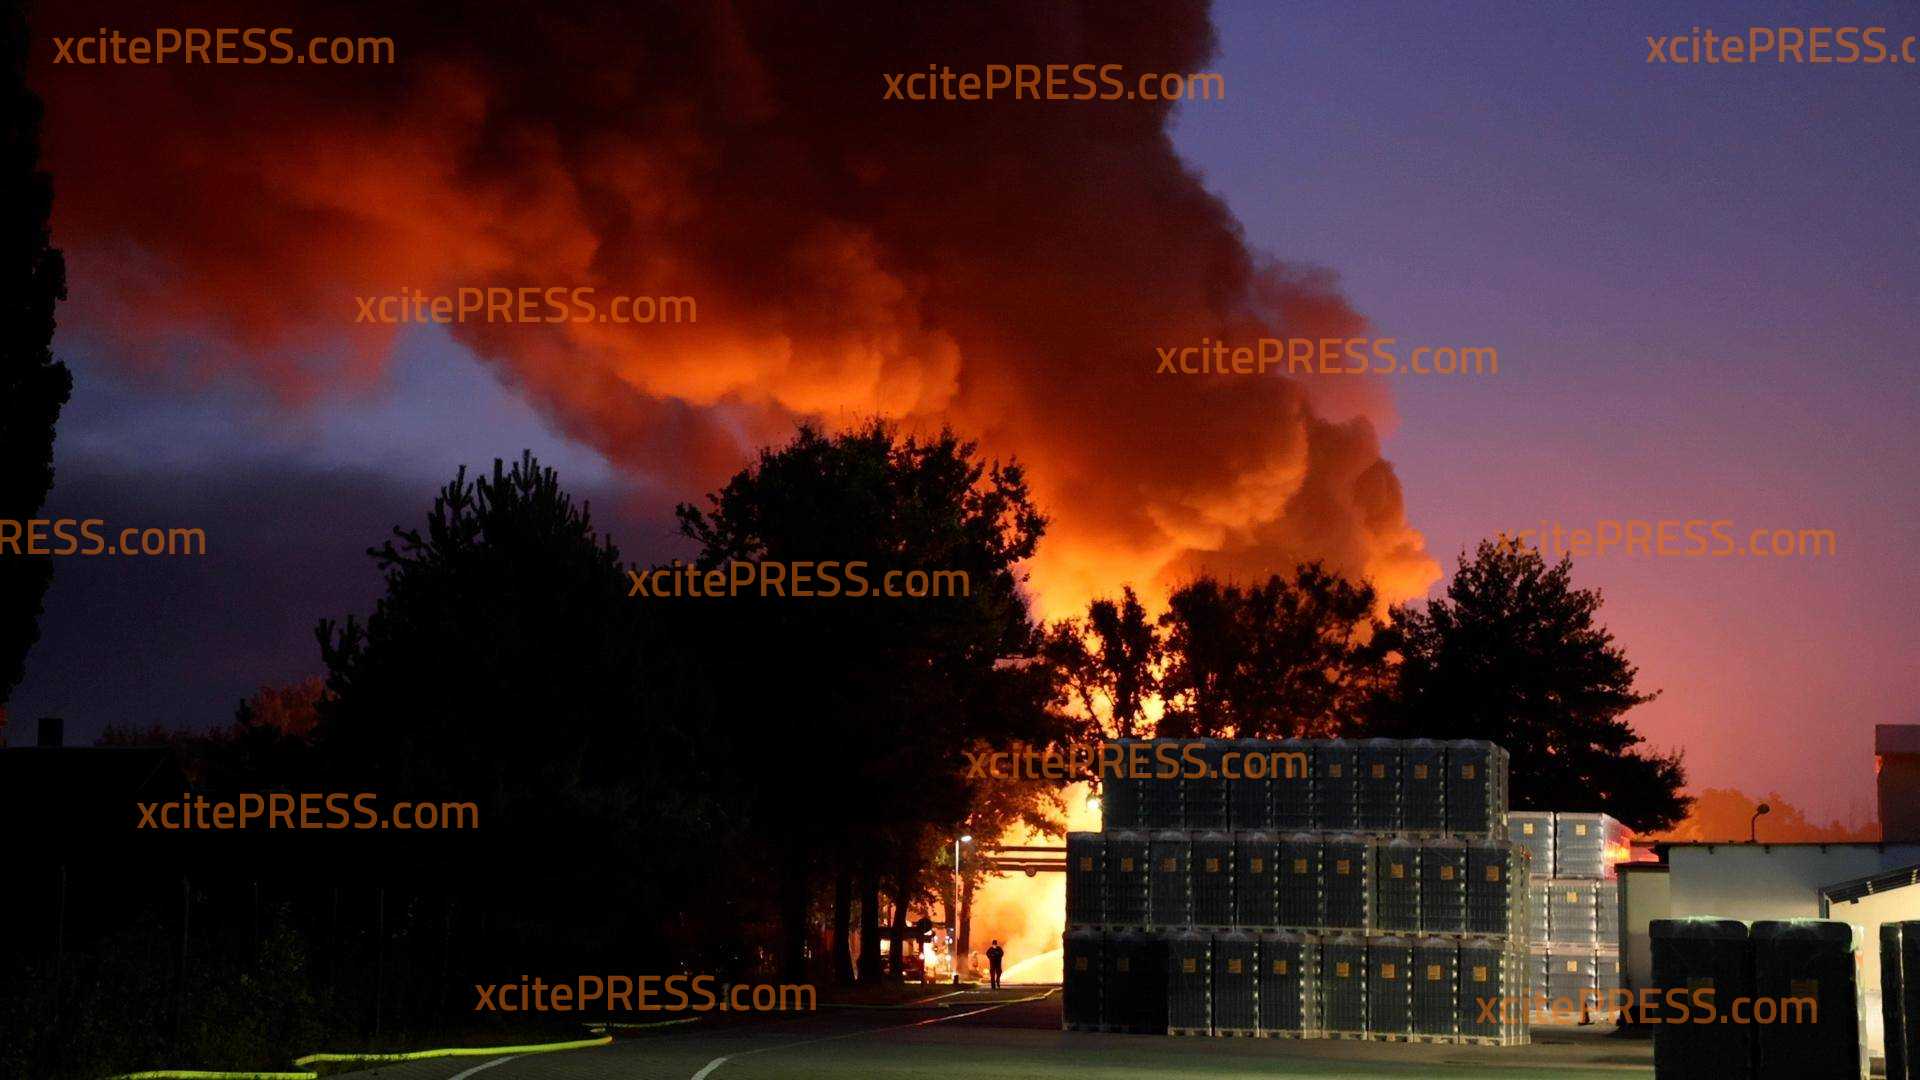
[1158,564,1387,738]
[1372,538,1689,831]
[1659,788,1875,844]
[673,421,1065,979]
[316,452,729,963]
[0,0,73,717]
[1040,586,1160,738]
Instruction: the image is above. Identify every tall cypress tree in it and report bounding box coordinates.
[0,0,74,721]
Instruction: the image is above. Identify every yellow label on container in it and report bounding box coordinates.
[1371,764,1386,778]
[1329,764,1343,777]
[1413,764,1429,780]
[1462,764,1477,779]
[1381,963,1397,979]
[1228,959,1243,974]
[1294,858,1309,873]
[1473,965,1488,981]
[1486,866,1502,881]
[1337,859,1351,874]
[1117,958,1130,972]
[1273,960,1289,975]
[1183,958,1197,974]
[1566,960,1579,973]
[1336,962,1351,978]
[1567,890,1580,902]
[1206,858,1220,873]
[1391,863,1405,879]
[1441,866,1456,880]
[1120,857,1135,873]
[1522,822,1534,835]
[1079,856,1093,871]
[1427,965,1443,981]
[1576,823,1589,836]
[1161,857,1176,872]
[1250,857,1265,873]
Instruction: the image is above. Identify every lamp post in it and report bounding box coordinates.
[953,834,972,984]
[1750,803,1771,843]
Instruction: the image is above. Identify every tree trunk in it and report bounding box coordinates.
[887,857,915,979]
[779,846,809,981]
[831,868,854,985]
[857,862,881,981]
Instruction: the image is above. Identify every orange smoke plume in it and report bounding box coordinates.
[35,0,1437,617]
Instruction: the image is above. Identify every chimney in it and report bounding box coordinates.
[1876,725,1920,841]
[37,716,64,748]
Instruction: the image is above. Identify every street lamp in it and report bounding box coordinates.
[953,835,972,984]
[1750,803,1771,843]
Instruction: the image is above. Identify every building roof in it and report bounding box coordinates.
[1878,724,1920,755]
[0,745,188,851]
[1823,863,1920,906]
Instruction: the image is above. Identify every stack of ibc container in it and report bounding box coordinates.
[1375,839,1421,933]
[1884,922,1920,1080]
[1751,920,1864,1080]
[1650,918,1754,1078]
[1168,929,1213,1035]
[1271,739,1314,830]
[1211,930,1259,1035]
[1192,831,1235,928]
[1412,935,1462,1039]
[1420,838,1468,935]
[1519,811,1627,1024]
[1061,736,1529,1043]
[1258,931,1319,1036]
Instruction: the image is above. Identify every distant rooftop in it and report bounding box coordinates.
[1877,724,1920,756]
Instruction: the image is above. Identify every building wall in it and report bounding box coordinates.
[1880,754,1920,842]
[1828,886,1920,1061]
[1666,845,1920,922]
[1618,866,1669,995]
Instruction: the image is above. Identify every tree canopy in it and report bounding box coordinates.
[1371,538,1689,831]
[0,0,73,712]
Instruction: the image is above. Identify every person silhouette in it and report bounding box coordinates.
[986,940,1005,989]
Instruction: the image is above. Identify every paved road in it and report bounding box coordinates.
[342,988,1654,1080]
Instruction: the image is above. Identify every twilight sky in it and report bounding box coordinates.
[16,0,1917,823]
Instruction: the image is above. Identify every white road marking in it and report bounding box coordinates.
[449,1054,523,1080]
[690,992,1051,1080]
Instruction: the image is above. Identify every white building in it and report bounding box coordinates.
[1617,725,1920,1063]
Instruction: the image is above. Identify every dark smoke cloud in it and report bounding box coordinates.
[33,0,1437,615]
